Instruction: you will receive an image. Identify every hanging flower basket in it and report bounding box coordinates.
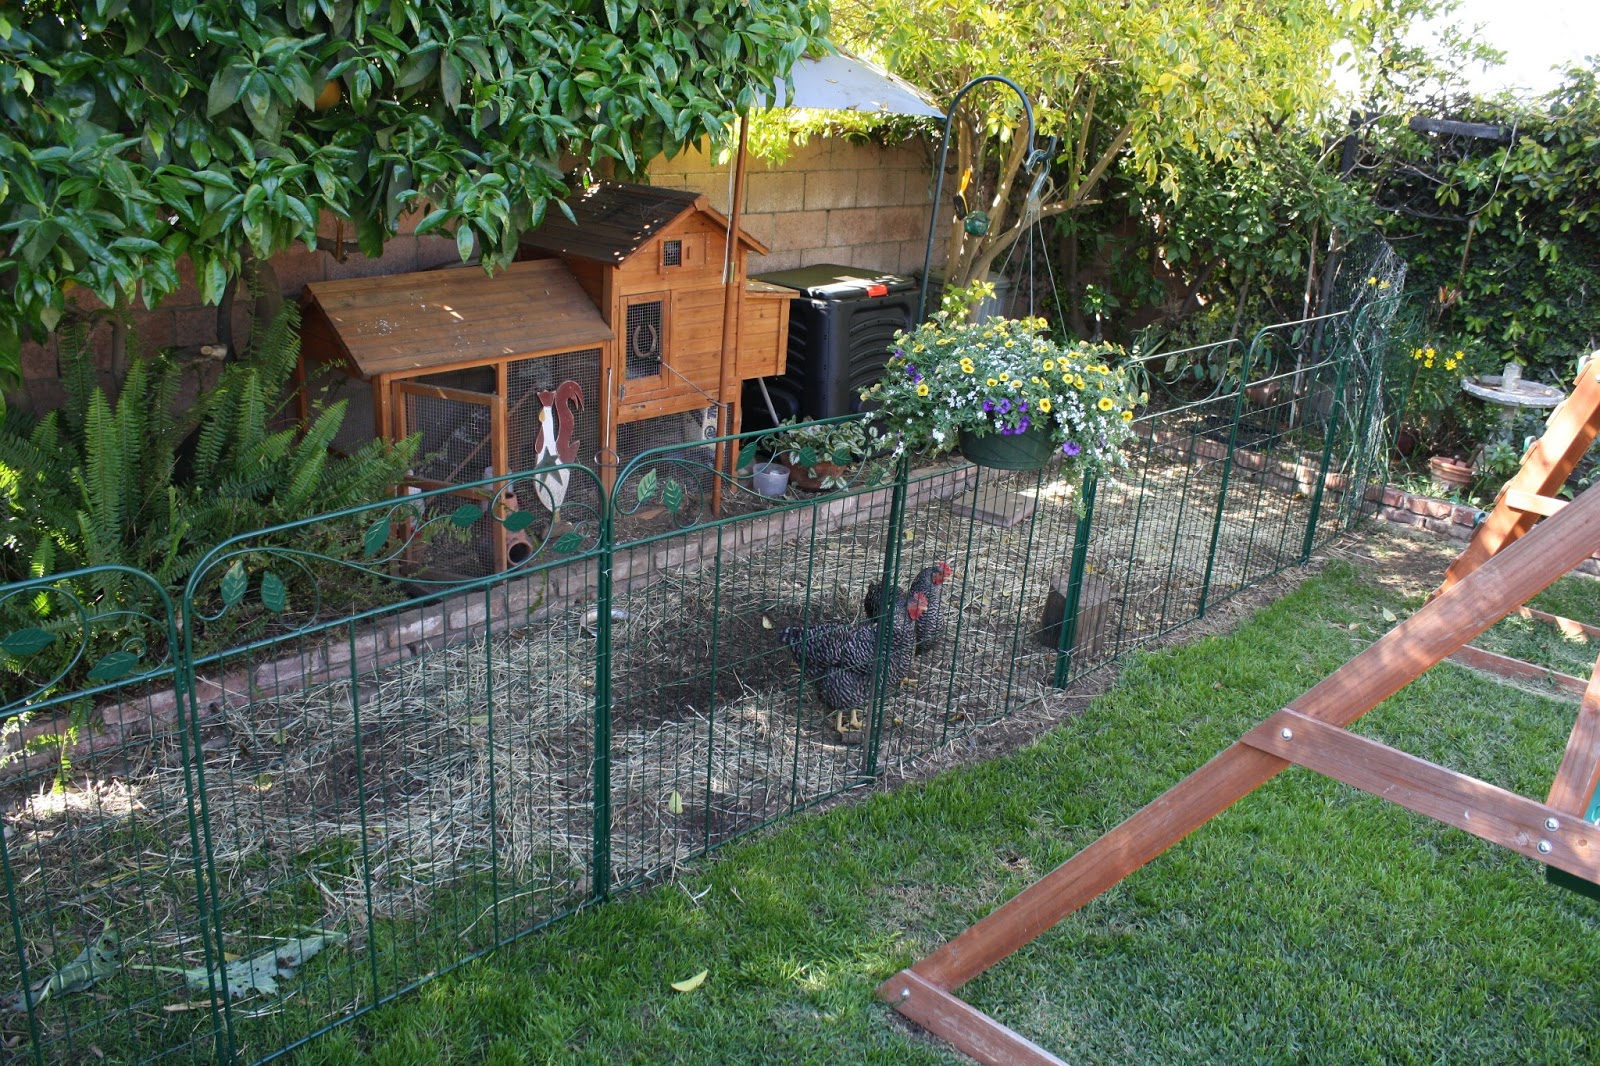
[864,312,1143,481]
[958,425,1056,470]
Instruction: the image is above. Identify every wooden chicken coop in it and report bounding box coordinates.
[297,182,790,574]
[514,181,791,474]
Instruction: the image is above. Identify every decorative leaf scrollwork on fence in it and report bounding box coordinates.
[187,469,604,641]
[0,578,176,714]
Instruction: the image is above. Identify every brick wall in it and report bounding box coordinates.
[648,135,942,278]
[13,136,939,416]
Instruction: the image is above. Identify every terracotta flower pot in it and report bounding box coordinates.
[1392,425,1419,459]
[780,456,846,492]
[1245,381,1281,407]
[1428,454,1474,494]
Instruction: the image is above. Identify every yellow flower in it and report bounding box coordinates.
[1412,348,1423,360]
[1367,276,1378,286]
[1005,339,1017,348]
[960,358,976,374]
[1444,359,1459,371]
[916,383,930,397]
[987,377,999,387]
[1424,359,1434,369]
[1039,398,1053,413]
[1012,379,1024,389]
[860,391,870,402]
[1425,347,1435,359]
[1074,376,1086,389]
[1042,359,1055,371]
[999,372,1010,382]
[1121,409,1134,422]
[1379,280,1391,290]
[1097,397,1115,411]
[1454,350,1464,359]
[1031,376,1043,385]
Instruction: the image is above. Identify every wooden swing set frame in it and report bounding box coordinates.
[879,353,1600,1065]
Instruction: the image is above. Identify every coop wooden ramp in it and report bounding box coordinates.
[879,480,1600,1066]
[1437,350,1600,595]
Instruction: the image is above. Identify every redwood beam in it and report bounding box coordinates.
[1438,353,1600,595]
[879,969,1069,1066]
[1243,709,1600,881]
[1548,657,1600,818]
[1447,643,1588,699]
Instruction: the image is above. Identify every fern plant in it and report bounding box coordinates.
[0,304,417,698]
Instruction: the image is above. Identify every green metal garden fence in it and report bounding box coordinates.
[0,299,1406,1063]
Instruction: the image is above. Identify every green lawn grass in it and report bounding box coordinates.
[294,558,1600,1065]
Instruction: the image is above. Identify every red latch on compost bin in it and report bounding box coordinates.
[865,283,888,297]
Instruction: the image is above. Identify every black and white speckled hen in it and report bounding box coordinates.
[864,561,952,654]
[779,591,927,734]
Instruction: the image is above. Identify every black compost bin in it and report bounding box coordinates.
[743,264,918,430]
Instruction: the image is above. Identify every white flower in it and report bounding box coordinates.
[932,428,946,443]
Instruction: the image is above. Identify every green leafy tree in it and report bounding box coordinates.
[834,0,1370,294]
[0,0,829,398]
[1370,60,1600,377]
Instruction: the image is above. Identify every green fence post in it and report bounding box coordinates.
[1300,343,1354,561]
[178,567,242,1065]
[592,504,614,901]
[1198,341,1257,618]
[863,454,911,781]
[0,797,44,1065]
[1051,472,1099,688]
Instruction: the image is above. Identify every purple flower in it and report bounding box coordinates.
[982,400,994,412]
[998,399,1011,414]
[905,363,920,382]
[1062,440,1082,457]
[1018,401,1028,412]
[1017,416,1031,433]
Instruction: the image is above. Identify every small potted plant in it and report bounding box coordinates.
[866,312,1142,473]
[764,418,870,491]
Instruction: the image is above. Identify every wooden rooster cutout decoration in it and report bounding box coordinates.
[530,381,583,516]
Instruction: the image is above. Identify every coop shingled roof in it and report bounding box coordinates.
[518,181,769,264]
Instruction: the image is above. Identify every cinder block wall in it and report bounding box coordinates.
[14,136,939,415]
[648,135,940,278]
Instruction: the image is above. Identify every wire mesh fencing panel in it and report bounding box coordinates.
[602,432,922,891]
[870,461,1080,769]
[0,298,1413,1064]
[174,475,604,1062]
[0,569,224,1065]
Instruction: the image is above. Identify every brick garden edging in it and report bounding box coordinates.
[1368,483,1600,577]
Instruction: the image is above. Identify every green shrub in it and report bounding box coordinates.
[0,305,416,704]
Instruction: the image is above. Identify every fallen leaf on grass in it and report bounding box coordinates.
[671,970,708,993]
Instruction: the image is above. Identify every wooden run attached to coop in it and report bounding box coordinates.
[296,182,790,574]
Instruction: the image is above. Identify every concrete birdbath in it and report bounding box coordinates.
[1461,362,1566,422]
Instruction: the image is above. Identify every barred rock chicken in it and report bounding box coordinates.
[864,561,953,654]
[779,591,928,734]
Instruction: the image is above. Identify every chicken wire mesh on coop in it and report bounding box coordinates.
[505,347,602,521]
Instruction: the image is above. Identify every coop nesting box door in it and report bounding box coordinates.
[620,293,670,397]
